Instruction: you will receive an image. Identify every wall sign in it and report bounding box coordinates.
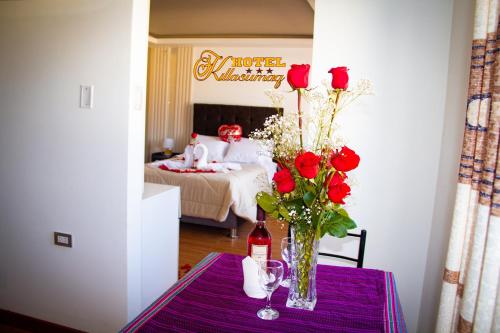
[193,50,286,89]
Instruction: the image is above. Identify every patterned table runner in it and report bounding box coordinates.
[122,253,406,333]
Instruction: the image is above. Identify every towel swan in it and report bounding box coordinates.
[176,143,209,170]
[183,144,195,168]
[194,143,242,172]
[193,143,209,169]
[160,142,241,172]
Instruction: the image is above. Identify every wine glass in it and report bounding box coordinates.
[257,260,284,320]
[280,237,292,287]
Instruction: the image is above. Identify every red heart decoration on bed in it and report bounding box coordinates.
[218,124,243,142]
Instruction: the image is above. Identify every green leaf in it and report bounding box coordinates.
[284,197,302,211]
[256,192,278,213]
[339,215,357,230]
[303,192,315,208]
[337,208,349,217]
[320,210,357,238]
[320,211,336,237]
[278,206,291,221]
[328,224,348,238]
[311,210,323,230]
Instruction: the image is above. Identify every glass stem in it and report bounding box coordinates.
[265,292,272,309]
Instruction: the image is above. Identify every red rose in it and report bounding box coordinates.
[328,67,349,90]
[327,182,351,204]
[272,168,295,193]
[331,146,360,172]
[325,171,346,187]
[287,64,310,90]
[295,151,321,179]
[191,132,198,139]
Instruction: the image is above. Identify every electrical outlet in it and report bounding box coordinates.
[54,232,72,248]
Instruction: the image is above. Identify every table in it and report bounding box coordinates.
[121,253,406,333]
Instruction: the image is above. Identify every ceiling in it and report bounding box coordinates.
[149,0,314,38]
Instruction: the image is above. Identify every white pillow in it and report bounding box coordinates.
[223,138,262,164]
[194,135,229,162]
[257,155,277,182]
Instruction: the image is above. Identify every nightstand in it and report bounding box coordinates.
[151,152,180,162]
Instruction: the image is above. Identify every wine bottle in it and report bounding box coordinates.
[247,209,272,267]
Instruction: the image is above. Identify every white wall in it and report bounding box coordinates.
[418,0,473,331]
[127,0,151,321]
[312,1,456,332]
[191,42,312,115]
[0,0,149,331]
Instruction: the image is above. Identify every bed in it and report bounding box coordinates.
[145,103,279,237]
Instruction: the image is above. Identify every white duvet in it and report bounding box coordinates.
[144,162,274,222]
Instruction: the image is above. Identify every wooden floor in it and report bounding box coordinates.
[179,219,287,277]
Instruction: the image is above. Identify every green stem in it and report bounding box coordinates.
[297,89,304,151]
[318,90,343,174]
[313,113,324,153]
[326,90,342,142]
[295,228,317,299]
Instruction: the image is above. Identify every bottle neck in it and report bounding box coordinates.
[255,220,266,228]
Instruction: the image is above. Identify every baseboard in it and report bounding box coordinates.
[0,309,85,333]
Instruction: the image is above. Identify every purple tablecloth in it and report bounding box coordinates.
[122,253,406,333]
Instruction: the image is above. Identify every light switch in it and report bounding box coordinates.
[80,85,94,109]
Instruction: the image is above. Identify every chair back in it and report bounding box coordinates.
[318,230,367,268]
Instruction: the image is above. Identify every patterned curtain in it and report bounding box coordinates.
[145,46,193,161]
[435,1,500,332]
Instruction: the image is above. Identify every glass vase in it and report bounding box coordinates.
[286,225,319,311]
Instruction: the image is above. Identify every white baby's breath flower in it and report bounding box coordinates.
[265,90,285,109]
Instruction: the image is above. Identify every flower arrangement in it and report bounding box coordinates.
[251,64,372,310]
[253,64,371,239]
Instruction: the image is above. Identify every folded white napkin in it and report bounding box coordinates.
[242,256,266,299]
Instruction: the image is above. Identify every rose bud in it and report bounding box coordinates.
[331,146,360,172]
[295,151,321,179]
[328,67,349,90]
[327,182,351,204]
[287,64,310,90]
[272,168,296,194]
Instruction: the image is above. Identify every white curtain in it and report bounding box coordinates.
[146,46,193,161]
[435,1,500,332]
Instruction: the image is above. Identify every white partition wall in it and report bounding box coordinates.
[312,1,468,332]
[0,0,150,331]
[141,183,180,310]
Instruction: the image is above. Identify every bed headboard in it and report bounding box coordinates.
[193,103,281,137]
